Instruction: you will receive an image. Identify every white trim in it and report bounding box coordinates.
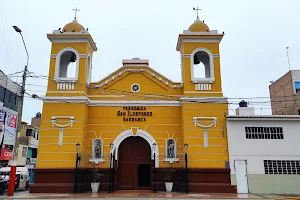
[181,97,228,103]
[42,96,230,105]
[182,30,220,35]
[42,96,181,106]
[177,38,223,51]
[90,138,105,164]
[54,47,80,82]
[111,129,159,167]
[122,58,149,65]
[51,116,75,128]
[131,83,140,93]
[184,91,222,94]
[164,138,178,163]
[47,37,97,51]
[226,115,300,121]
[193,117,217,128]
[190,48,215,83]
[93,68,182,89]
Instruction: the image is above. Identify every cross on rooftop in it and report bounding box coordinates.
[193,6,201,19]
[72,7,80,20]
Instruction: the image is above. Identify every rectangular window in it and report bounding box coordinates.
[264,160,300,175]
[26,129,33,137]
[22,147,27,157]
[295,82,300,93]
[245,127,284,139]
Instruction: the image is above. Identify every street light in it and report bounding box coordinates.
[74,143,81,193]
[184,143,189,193]
[7,25,30,197]
[152,143,157,193]
[109,143,114,193]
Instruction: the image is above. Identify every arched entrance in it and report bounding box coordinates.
[117,136,152,190]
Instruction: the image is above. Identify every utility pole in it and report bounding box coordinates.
[7,26,29,197]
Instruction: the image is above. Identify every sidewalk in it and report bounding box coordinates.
[3,190,300,200]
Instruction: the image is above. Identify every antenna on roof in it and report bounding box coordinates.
[286,46,291,71]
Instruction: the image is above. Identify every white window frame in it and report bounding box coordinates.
[86,54,92,85]
[190,48,215,83]
[89,138,104,164]
[164,138,179,163]
[54,47,80,83]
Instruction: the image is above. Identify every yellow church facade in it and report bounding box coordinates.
[31,13,236,193]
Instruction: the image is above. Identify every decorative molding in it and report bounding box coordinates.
[94,68,182,89]
[193,117,217,128]
[190,48,215,84]
[122,58,149,65]
[57,82,75,90]
[51,116,75,128]
[111,129,159,167]
[213,54,220,58]
[89,138,104,164]
[47,37,97,51]
[164,138,178,163]
[89,158,104,164]
[181,97,228,103]
[42,96,181,106]
[163,158,179,163]
[131,83,140,93]
[51,116,75,147]
[177,38,223,51]
[195,83,211,91]
[184,91,222,94]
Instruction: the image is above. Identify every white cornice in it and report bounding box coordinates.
[47,37,97,51]
[176,37,223,52]
[122,58,149,65]
[41,96,181,106]
[180,97,228,103]
[41,96,229,105]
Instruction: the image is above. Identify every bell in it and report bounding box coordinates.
[193,55,200,65]
[70,54,76,62]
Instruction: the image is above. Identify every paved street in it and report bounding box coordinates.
[0,190,28,199]
[1,190,299,200]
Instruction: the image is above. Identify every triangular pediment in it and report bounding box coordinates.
[90,66,182,96]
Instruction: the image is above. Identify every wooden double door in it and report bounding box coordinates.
[117,136,152,190]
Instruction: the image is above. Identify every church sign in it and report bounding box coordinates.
[117,106,152,122]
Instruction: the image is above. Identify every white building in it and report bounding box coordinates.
[227,101,300,194]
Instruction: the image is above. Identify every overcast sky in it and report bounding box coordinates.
[1,0,300,123]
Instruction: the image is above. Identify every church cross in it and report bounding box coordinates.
[72,7,80,20]
[193,6,201,19]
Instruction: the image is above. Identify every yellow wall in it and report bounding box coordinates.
[37,25,228,170]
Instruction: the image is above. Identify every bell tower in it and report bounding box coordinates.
[177,8,224,97]
[178,8,229,169]
[46,10,97,93]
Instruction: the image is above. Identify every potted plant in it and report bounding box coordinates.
[164,167,175,192]
[91,163,103,193]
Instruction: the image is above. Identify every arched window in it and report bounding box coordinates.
[92,138,103,159]
[190,48,214,83]
[55,48,79,81]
